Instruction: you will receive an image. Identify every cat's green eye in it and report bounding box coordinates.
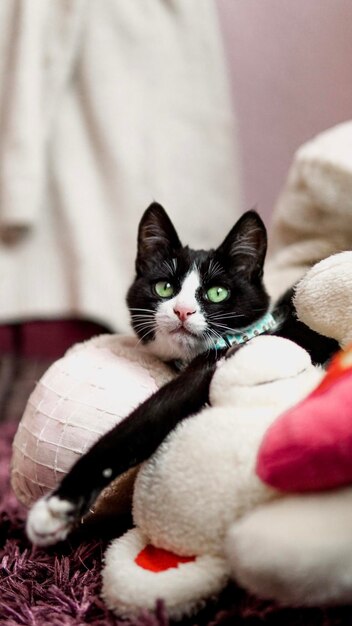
[154,281,175,298]
[206,286,229,303]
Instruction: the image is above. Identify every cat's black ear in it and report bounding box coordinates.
[136,202,182,273]
[217,210,267,279]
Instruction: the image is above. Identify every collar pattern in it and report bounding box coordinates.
[173,311,279,371]
[213,311,278,350]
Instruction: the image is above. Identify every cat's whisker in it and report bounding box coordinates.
[207,312,245,320]
[202,330,214,356]
[205,336,213,357]
[133,328,154,336]
[135,328,155,346]
[131,317,154,324]
[205,328,222,357]
[130,313,155,319]
[203,327,222,352]
[207,316,244,324]
[131,315,155,321]
[208,317,243,326]
[208,317,246,328]
[210,320,236,328]
[131,316,155,327]
[211,322,239,334]
[132,322,155,332]
[206,325,222,338]
[131,315,155,322]
[208,319,237,327]
[132,320,155,330]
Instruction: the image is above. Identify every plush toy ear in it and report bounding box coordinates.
[101,528,230,620]
[217,210,267,279]
[136,203,182,274]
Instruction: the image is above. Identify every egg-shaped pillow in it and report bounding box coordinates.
[11,334,174,517]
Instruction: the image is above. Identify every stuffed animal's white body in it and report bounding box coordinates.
[227,251,352,608]
[227,486,352,606]
[102,336,323,619]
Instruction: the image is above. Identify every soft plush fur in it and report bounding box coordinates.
[101,335,323,619]
[265,121,352,301]
[226,488,352,607]
[227,252,352,608]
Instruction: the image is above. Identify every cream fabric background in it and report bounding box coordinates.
[265,122,352,300]
[0,0,241,332]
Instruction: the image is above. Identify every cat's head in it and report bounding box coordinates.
[126,202,270,361]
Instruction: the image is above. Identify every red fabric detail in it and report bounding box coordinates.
[21,320,108,358]
[256,344,352,492]
[312,344,352,395]
[0,320,109,359]
[0,325,16,354]
[135,544,196,572]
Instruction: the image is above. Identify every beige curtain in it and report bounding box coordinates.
[0,0,241,332]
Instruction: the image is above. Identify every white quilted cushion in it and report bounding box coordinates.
[11,334,174,508]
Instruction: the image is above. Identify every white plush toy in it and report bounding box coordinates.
[101,251,352,619]
[227,251,352,607]
[265,121,352,302]
[100,334,323,619]
[15,250,352,617]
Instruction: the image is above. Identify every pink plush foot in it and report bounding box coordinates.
[257,344,352,492]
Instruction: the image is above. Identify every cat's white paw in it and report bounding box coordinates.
[26,495,75,546]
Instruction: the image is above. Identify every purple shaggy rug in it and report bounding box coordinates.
[1,419,352,626]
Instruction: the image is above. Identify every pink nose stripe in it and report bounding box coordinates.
[173,307,196,322]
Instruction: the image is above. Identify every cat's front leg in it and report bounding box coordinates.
[26,351,220,546]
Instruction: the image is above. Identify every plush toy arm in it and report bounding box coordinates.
[26,350,221,546]
[272,287,339,365]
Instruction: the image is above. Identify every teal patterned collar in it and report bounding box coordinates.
[172,311,279,371]
[213,310,278,350]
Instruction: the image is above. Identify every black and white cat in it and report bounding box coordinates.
[127,202,270,364]
[26,203,338,546]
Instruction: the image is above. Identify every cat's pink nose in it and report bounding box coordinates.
[173,306,196,322]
